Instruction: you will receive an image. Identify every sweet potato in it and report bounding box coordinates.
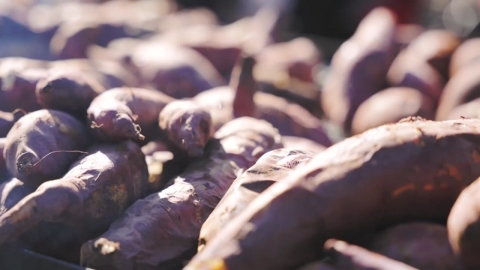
[159,100,213,157]
[186,118,480,270]
[321,7,398,132]
[387,52,444,103]
[199,148,314,249]
[324,239,417,270]
[351,87,434,135]
[36,70,105,119]
[436,61,480,120]
[0,141,149,251]
[445,98,480,120]
[450,38,480,77]
[0,138,9,183]
[87,87,174,142]
[0,178,33,217]
[80,117,281,270]
[448,176,480,269]
[281,136,326,154]
[195,55,332,146]
[131,42,224,99]
[402,30,460,80]
[0,110,22,137]
[0,67,47,112]
[366,222,459,270]
[4,109,91,186]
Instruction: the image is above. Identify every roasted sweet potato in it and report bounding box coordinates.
[450,38,480,77]
[159,100,213,157]
[0,110,22,137]
[4,109,91,186]
[445,98,480,120]
[436,61,480,120]
[366,222,459,270]
[186,118,480,270]
[448,176,480,269]
[199,148,314,249]
[195,55,332,146]
[80,117,281,270]
[87,87,174,142]
[0,141,149,253]
[351,87,434,135]
[281,136,326,154]
[325,239,417,270]
[36,70,105,119]
[321,7,398,132]
[387,52,444,103]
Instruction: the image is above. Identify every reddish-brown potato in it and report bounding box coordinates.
[4,109,91,186]
[199,148,314,249]
[87,87,174,142]
[80,117,281,270]
[367,223,459,270]
[159,100,213,157]
[351,87,434,134]
[448,176,480,269]
[325,239,417,270]
[436,62,480,120]
[322,7,398,132]
[187,118,480,270]
[450,38,480,77]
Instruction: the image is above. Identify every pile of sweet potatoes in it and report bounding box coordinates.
[3,2,480,270]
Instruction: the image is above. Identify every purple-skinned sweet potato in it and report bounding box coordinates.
[159,100,213,157]
[0,178,33,217]
[186,118,480,270]
[351,87,434,135]
[80,117,281,270]
[0,110,23,137]
[4,109,91,186]
[195,55,332,146]
[0,141,149,254]
[366,222,459,270]
[131,42,224,99]
[199,148,314,250]
[436,61,480,120]
[321,7,398,132]
[87,87,174,142]
[387,52,444,103]
[0,138,9,183]
[450,38,480,77]
[448,176,480,269]
[36,70,105,119]
[324,239,417,270]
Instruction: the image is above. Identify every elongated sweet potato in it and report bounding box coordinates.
[0,110,22,137]
[87,87,174,141]
[325,239,417,270]
[199,148,314,250]
[321,7,397,132]
[366,222,459,270]
[35,70,105,119]
[387,52,444,103]
[80,117,281,270]
[0,141,149,251]
[281,136,326,154]
[159,100,213,157]
[186,118,480,270]
[448,176,480,269]
[446,98,480,120]
[351,87,434,135]
[436,62,480,120]
[195,55,332,146]
[4,109,91,186]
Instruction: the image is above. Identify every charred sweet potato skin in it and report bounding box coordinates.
[187,118,480,270]
[199,148,314,249]
[80,117,281,270]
